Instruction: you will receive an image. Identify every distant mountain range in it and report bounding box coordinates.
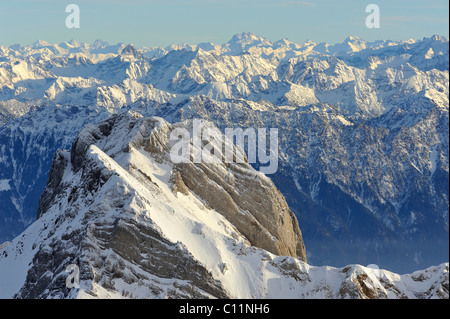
[0,33,448,275]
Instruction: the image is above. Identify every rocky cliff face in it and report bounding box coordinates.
[1,112,305,298]
[61,112,307,261]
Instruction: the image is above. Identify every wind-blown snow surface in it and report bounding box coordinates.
[0,33,449,273]
[0,113,447,299]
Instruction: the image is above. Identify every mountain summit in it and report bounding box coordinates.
[0,112,308,298]
[120,44,139,56]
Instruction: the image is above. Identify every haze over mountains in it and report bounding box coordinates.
[0,33,448,279]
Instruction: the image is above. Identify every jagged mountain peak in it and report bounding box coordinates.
[230,32,266,42]
[1,111,308,298]
[227,32,273,51]
[91,39,109,49]
[68,39,81,47]
[120,43,140,57]
[68,112,306,259]
[344,35,363,42]
[196,42,218,51]
[428,34,449,42]
[32,40,50,48]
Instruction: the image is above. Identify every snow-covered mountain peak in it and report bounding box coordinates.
[345,36,360,41]
[230,32,269,43]
[1,111,447,299]
[91,39,109,49]
[428,35,449,43]
[68,39,81,47]
[32,40,50,48]
[1,111,310,298]
[226,32,273,54]
[274,38,293,47]
[120,44,140,57]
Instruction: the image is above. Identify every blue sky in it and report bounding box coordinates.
[0,0,448,47]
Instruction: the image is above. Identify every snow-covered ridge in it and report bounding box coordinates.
[0,112,447,299]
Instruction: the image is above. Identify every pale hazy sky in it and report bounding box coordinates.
[0,0,448,47]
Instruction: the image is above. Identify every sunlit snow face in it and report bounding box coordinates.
[169,119,279,175]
